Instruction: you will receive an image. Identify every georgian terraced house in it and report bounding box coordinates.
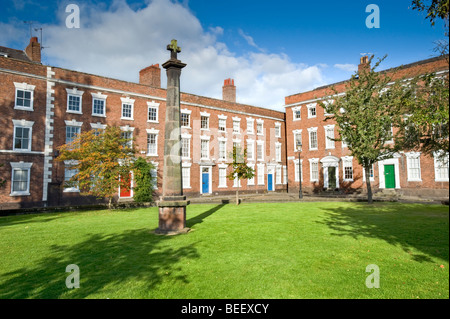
[0,37,448,209]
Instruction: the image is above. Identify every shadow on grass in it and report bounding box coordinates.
[0,228,199,299]
[317,204,449,263]
[186,204,226,228]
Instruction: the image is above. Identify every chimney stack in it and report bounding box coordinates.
[25,37,41,63]
[358,55,369,74]
[139,64,161,88]
[222,78,236,103]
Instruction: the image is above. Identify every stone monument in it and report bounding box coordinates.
[155,40,190,235]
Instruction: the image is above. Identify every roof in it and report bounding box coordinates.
[0,46,31,62]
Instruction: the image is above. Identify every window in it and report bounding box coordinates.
[283,165,287,184]
[182,165,191,188]
[14,82,35,110]
[247,140,254,161]
[91,93,107,117]
[147,133,158,156]
[293,130,302,152]
[275,143,282,162]
[10,162,32,196]
[66,88,84,114]
[219,166,228,187]
[343,157,353,181]
[219,140,227,160]
[307,103,317,118]
[308,128,318,150]
[247,118,254,134]
[64,161,79,192]
[294,159,303,182]
[275,123,281,138]
[12,120,34,152]
[66,126,81,144]
[292,106,301,121]
[182,137,190,159]
[121,130,133,148]
[325,125,335,149]
[121,97,135,120]
[363,164,375,182]
[201,116,209,130]
[341,137,349,148]
[219,118,226,132]
[233,119,240,134]
[201,139,209,159]
[90,123,106,136]
[181,112,190,128]
[257,164,265,185]
[147,101,159,123]
[276,165,282,184]
[150,168,157,190]
[233,173,241,188]
[434,151,449,182]
[256,120,264,135]
[406,152,421,181]
[309,159,319,182]
[247,164,255,185]
[257,141,264,161]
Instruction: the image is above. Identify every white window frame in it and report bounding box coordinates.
[342,156,354,182]
[181,109,192,129]
[275,122,282,138]
[257,164,265,185]
[256,140,265,161]
[10,162,32,196]
[182,163,191,189]
[292,106,301,121]
[276,165,282,185]
[307,103,317,118]
[147,101,160,123]
[363,164,375,182]
[200,136,210,160]
[308,127,318,151]
[434,151,449,182]
[256,119,264,136]
[247,163,255,185]
[218,164,228,188]
[200,111,210,131]
[218,137,227,161]
[14,82,35,111]
[120,97,135,120]
[275,142,282,162]
[324,125,335,149]
[181,133,191,160]
[120,125,135,148]
[233,117,241,134]
[63,160,80,193]
[91,92,107,117]
[283,165,288,184]
[293,159,304,182]
[66,88,84,114]
[218,114,227,132]
[146,128,159,156]
[405,152,422,182]
[12,119,34,152]
[65,120,83,145]
[309,158,319,182]
[322,99,334,116]
[247,139,255,161]
[246,117,255,135]
[293,130,302,152]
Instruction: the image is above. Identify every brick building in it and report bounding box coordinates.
[0,38,448,209]
[284,55,449,197]
[0,38,287,209]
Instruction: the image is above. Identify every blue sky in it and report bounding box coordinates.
[0,0,446,110]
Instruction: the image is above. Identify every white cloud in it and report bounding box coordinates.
[3,0,327,111]
[334,63,357,73]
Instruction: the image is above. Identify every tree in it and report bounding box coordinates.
[411,0,449,26]
[227,145,255,205]
[318,55,413,204]
[57,126,150,209]
[132,157,156,203]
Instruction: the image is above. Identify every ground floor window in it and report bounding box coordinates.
[10,162,32,196]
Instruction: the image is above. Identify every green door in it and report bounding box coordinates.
[328,167,336,189]
[384,164,396,189]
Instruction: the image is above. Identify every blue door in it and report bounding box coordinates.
[268,174,273,191]
[202,169,209,194]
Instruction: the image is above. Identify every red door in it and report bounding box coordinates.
[120,174,132,198]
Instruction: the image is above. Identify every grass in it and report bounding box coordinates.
[0,202,448,299]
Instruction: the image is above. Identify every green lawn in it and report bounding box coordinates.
[0,202,448,299]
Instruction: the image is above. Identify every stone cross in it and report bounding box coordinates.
[167,39,181,60]
[156,39,189,235]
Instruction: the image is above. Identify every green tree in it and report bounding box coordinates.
[318,55,413,204]
[132,157,156,203]
[57,126,145,209]
[227,145,255,205]
[411,0,449,26]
